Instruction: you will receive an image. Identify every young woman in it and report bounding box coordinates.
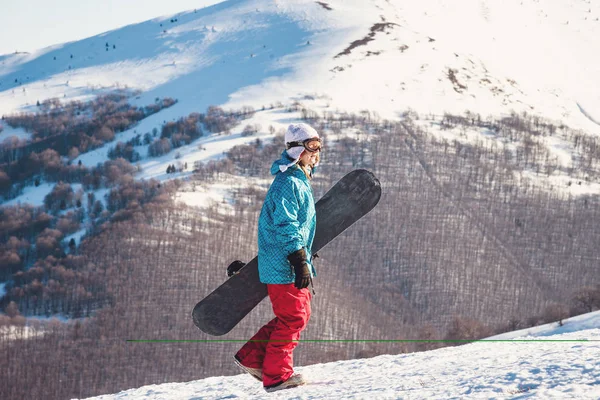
[234,123,322,393]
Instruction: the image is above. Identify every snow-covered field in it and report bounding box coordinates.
[0,124,31,141]
[2,181,56,207]
[83,311,600,399]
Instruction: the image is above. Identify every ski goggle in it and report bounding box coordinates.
[286,137,322,153]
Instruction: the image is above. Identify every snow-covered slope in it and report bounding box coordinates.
[1,0,600,132]
[2,0,600,207]
[83,311,600,399]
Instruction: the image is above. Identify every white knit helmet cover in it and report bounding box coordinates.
[280,123,319,172]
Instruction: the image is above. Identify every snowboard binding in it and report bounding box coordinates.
[227,260,246,277]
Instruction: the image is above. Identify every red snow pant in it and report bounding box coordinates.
[235,283,312,387]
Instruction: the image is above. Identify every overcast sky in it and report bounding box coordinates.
[0,0,225,55]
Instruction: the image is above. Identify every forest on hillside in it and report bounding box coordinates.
[1,102,600,400]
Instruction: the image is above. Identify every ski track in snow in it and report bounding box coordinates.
[82,312,600,399]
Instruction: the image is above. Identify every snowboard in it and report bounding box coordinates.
[192,169,382,336]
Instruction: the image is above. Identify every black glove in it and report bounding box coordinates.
[287,248,311,289]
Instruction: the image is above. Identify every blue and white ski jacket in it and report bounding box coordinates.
[257,151,317,284]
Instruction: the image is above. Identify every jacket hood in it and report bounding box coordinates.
[270,150,299,175]
[270,150,319,177]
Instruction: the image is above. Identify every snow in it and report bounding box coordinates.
[175,182,234,211]
[175,173,270,215]
[3,182,85,209]
[489,310,600,339]
[577,97,600,127]
[3,182,55,207]
[0,123,31,141]
[82,311,600,399]
[0,325,45,341]
[133,108,290,182]
[89,188,110,209]
[64,228,87,250]
[0,1,226,56]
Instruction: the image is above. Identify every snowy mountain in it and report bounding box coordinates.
[83,311,600,399]
[2,0,600,130]
[2,0,600,207]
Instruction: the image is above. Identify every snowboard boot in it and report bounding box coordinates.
[233,355,262,382]
[264,374,306,393]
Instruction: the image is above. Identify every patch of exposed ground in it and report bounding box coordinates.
[447,68,468,93]
[316,1,333,10]
[335,22,399,58]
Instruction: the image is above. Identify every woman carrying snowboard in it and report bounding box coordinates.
[234,123,322,393]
